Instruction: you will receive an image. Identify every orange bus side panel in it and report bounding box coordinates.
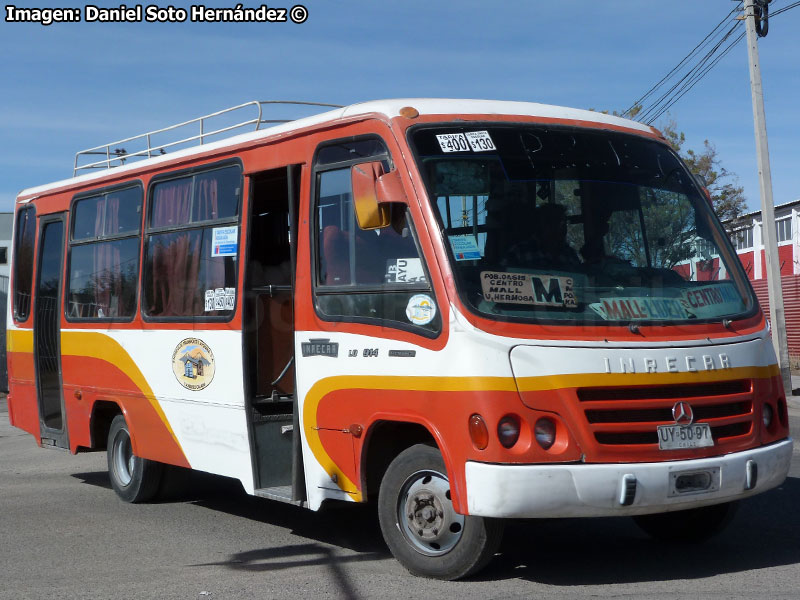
[6,377,40,442]
[315,429,358,495]
[306,376,584,513]
[59,353,189,467]
[7,327,40,441]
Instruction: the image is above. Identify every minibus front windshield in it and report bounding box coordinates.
[411,125,755,325]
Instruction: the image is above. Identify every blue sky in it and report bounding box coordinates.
[1,1,798,213]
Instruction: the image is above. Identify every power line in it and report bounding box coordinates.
[643,27,746,124]
[630,0,800,124]
[622,2,742,117]
[771,1,800,16]
[637,20,744,124]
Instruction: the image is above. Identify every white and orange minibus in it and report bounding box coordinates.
[6,99,792,579]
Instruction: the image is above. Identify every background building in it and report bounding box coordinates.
[729,200,800,369]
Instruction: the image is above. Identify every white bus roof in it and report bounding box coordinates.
[18,98,655,200]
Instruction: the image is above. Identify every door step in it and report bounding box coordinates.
[40,437,69,451]
[254,485,305,507]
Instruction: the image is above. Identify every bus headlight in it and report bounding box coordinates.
[534,418,556,450]
[497,415,521,449]
[763,403,774,428]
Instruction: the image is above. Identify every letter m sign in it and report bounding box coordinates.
[531,276,565,307]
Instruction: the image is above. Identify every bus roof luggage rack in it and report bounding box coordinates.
[73,100,343,176]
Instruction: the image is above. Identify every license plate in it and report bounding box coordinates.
[657,423,714,450]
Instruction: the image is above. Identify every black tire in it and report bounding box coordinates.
[107,414,163,503]
[633,501,738,543]
[378,444,504,580]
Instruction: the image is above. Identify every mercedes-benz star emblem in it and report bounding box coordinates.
[672,401,694,426]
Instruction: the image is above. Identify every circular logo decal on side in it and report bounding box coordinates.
[172,338,216,391]
[406,294,436,326]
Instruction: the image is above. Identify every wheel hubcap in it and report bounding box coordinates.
[112,428,133,487]
[398,469,464,556]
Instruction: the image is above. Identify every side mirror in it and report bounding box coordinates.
[351,161,407,229]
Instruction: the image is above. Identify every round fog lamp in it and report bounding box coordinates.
[497,415,521,449]
[534,418,556,450]
[763,403,774,428]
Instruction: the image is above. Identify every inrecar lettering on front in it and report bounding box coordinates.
[301,338,339,357]
[480,271,576,307]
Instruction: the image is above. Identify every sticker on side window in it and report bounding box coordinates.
[481,271,576,307]
[406,294,436,325]
[211,226,238,257]
[465,131,496,152]
[205,288,235,312]
[386,258,427,283]
[436,133,470,153]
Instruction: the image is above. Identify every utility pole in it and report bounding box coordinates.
[743,0,792,393]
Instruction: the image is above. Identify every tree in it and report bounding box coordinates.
[659,119,747,229]
[608,107,747,230]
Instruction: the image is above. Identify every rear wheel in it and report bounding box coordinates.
[107,414,163,503]
[633,501,738,542]
[378,444,503,580]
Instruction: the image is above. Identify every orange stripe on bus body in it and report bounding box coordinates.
[4,329,189,466]
[58,331,189,466]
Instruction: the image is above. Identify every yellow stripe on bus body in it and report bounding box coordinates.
[7,328,33,353]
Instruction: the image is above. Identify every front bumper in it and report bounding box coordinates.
[465,438,793,518]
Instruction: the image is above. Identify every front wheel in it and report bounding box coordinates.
[107,414,163,503]
[378,444,504,580]
[633,501,738,543]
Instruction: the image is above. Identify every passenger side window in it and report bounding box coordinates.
[144,164,241,319]
[13,205,36,322]
[314,140,439,334]
[318,169,425,286]
[67,186,142,320]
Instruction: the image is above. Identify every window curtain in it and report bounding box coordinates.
[193,176,219,221]
[149,176,226,316]
[151,231,202,316]
[194,177,225,311]
[152,179,192,228]
[93,195,124,316]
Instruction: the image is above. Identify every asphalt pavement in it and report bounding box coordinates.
[2,392,800,599]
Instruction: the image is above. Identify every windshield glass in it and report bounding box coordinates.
[411,125,755,324]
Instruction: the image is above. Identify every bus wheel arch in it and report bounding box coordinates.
[107,414,163,503]
[90,400,124,450]
[361,419,439,503]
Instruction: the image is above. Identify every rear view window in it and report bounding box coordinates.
[67,185,143,320]
[13,206,36,321]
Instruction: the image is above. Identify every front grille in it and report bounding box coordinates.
[578,380,754,447]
